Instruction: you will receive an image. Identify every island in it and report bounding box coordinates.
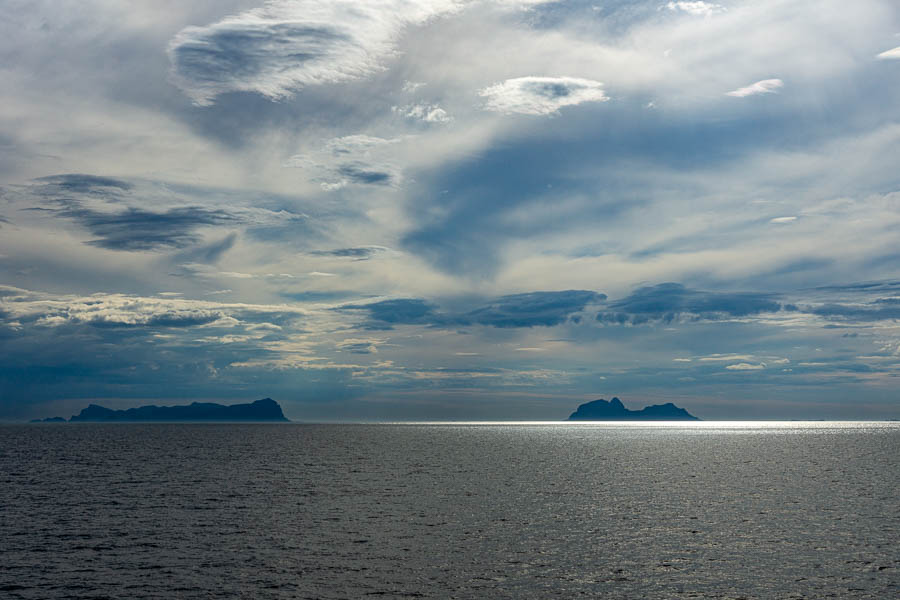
[567,397,700,421]
[62,398,289,422]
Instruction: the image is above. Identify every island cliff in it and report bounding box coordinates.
[67,398,289,422]
[567,397,700,421]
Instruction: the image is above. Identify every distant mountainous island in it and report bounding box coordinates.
[567,397,700,421]
[31,398,289,422]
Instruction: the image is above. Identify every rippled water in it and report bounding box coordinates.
[2,422,898,598]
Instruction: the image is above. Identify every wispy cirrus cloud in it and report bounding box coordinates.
[726,78,784,97]
[392,103,452,123]
[22,174,236,251]
[876,46,900,60]
[167,0,466,106]
[35,174,133,194]
[55,205,238,252]
[310,246,390,260]
[665,2,726,17]
[725,362,766,370]
[286,134,404,190]
[463,290,605,328]
[342,290,605,329]
[479,76,609,115]
[15,174,305,252]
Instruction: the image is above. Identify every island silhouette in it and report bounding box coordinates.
[567,397,700,421]
[30,397,699,422]
[41,398,291,422]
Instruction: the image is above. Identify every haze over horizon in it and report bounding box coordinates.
[2,0,900,421]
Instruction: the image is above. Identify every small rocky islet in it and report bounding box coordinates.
[30,398,289,422]
[567,397,700,421]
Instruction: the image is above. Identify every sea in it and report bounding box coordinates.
[1,422,898,599]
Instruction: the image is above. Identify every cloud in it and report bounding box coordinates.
[280,290,358,303]
[697,354,758,362]
[342,298,438,327]
[336,338,380,354]
[324,135,399,155]
[56,204,238,251]
[725,362,766,370]
[463,290,605,328]
[310,246,389,260]
[343,290,605,329]
[1,288,318,339]
[492,0,558,6]
[335,163,394,185]
[286,134,403,189]
[876,46,900,60]
[599,283,782,324]
[167,0,465,106]
[665,2,725,17]
[811,280,900,294]
[14,173,309,253]
[726,78,784,97]
[4,292,242,329]
[479,76,609,115]
[173,233,239,264]
[0,285,35,302]
[392,103,452,123]
[35,174,133,193]
[802,300,900,322]
[402,80,426,93]
[770,216,797,224]
[26,174,133,207]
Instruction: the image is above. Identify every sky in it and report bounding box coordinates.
[2,0,900,421]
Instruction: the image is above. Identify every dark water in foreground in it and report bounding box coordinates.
[1,422,898,599]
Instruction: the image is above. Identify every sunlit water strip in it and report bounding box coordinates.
[376,420,900,428]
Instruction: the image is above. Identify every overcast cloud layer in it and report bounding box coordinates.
[2,0,900,420]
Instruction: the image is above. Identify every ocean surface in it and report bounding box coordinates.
[1,422,898,599]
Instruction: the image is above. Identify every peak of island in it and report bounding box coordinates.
[31,398,289,423]
[567,397,700,421]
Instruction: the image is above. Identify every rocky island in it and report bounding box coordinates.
[55,398,289,422]
[567,397,700,421]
